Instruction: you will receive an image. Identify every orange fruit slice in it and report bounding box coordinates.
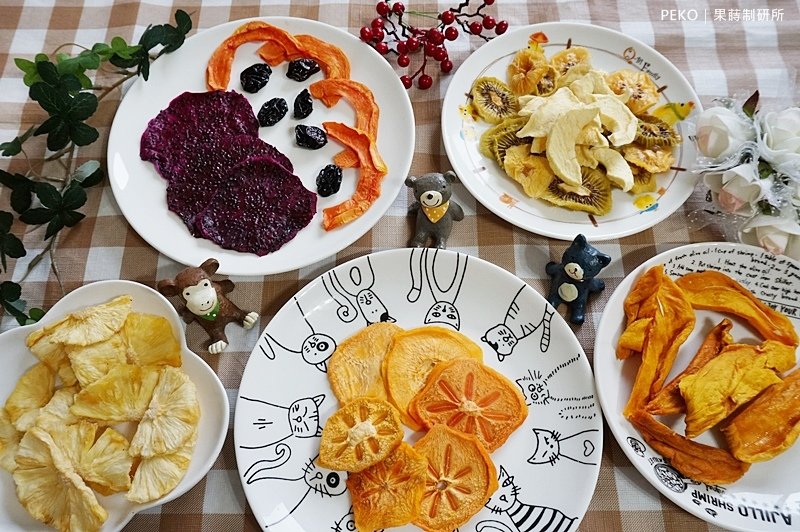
[327,322,403,404]
[347,441,427,531]
[412,425,498,532]
[318,397,403,472]
[410,358,528,452]
[383,326,484,431]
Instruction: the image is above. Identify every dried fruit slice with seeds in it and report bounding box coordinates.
[319,397,403,472]
[412,425,498,532]
[70,364,160,423]
[348,441,427,531]
[13,427,107,532]
[129,366,200,457]
[411,358,528,452]
[5,362,55,432]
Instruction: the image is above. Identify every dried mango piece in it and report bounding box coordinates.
[675,270,799,346]
[680,340,796,438]
[328,322,403,404]
[347,442,427,531]
[623,266,695,418]
[646,319,733,415]
[410,358,528,452]
[616,317,652,359]
[318,397,403,472]
[723,369,800,462]
[383,326,484,430]
[628,410,749,484]
[413,425,498,532]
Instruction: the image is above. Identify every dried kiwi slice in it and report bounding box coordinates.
[479,117,529,165]
[635,114,681,148]
[471,77,519,124]
[630,167,657,194]
[541,167,612,216]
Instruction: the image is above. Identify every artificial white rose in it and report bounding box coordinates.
[739,213,800,258]
[758,107,800,177]
[703,163,767,216]
[695,107,756,160]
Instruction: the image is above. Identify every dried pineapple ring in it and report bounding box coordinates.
[410,358,528,452]
[35,386,79,434]
[412,425,498,532]
[126,431,196,503]
[328,322,403,404]
[66,336,127,388]
[606,70,660,115]
[347,442,427,531]
[383,326,484,431]
[70,364,160,423]
[122,313,182,367]
[319,397,403,472]
[129,366,200,457]
[79,426,134,495]
[622,143,675,173]
[47,295,132,347]
[5,362,55,432]
[0,408,20,473]
[14,427,108,532]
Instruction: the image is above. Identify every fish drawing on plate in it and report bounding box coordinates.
[515,356,597,421]
[482,285,555,361]
[237,393,324,450]
[259,297,337,372]
[323,256,395,325]
[243,447,348,528]
[407,248,469,330]
[526,427,599,467]
[478,465,576,532]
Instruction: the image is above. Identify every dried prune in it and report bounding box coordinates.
[293,89,313,119]
[295,125,327,149]
[240,63,272,93]
[287,59,321,82]
[258,98,288,127]
[316,164,343,197]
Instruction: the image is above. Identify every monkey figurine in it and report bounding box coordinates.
[157,258,259,354]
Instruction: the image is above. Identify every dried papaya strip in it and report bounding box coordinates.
[646,319,733,416]
[623,266,695,419]
[255,40,304,65]
[675,270,799,346]
[294,34,350,79]
[206,22,304,90]
[628,410,749,485]
[322,121,387,231]
[310,79,380,140]
[332,147,360,169]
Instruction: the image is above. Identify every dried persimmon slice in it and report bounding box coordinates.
[347,441,427,531]
[412,425,497,532]
[410,358,528,452]
[318,397,403,473]
[327,322,403,404]
[382,326,484,431]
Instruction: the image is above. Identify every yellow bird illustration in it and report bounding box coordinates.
[650,101,695,126]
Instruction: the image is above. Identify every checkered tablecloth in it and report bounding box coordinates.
[1,1,799,530]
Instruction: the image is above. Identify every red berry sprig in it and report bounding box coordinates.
[359,0,508,90]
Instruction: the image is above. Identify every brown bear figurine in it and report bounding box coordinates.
[157,258,259,354]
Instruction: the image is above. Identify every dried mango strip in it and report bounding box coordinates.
[646,319,733,416]
[623,266,695,418]
[628,410,749,485]
[675,270,799,347]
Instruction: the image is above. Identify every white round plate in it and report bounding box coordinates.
[0,280,229,531]
[108,17,414,276]
[595,242,800,531]
[235,248,602,531]
[442,22,701,241]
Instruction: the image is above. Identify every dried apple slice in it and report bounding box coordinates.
[318,397,403,472]
[410,358,528,452]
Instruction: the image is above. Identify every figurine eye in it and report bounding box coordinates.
[183,291,190,298]
[203,281,210,287]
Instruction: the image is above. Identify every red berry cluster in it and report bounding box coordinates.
[360,0,509,90]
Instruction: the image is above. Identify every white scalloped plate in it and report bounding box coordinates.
[0,280,229,531]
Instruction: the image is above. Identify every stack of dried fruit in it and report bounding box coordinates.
[472,33,693,216]
[0,296,200,531]
[618,268,800,485]
[321,323,527,531]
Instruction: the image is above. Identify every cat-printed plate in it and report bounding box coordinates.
[235,248,603,531]
[441,22,700,241]
[595,243,800,532]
